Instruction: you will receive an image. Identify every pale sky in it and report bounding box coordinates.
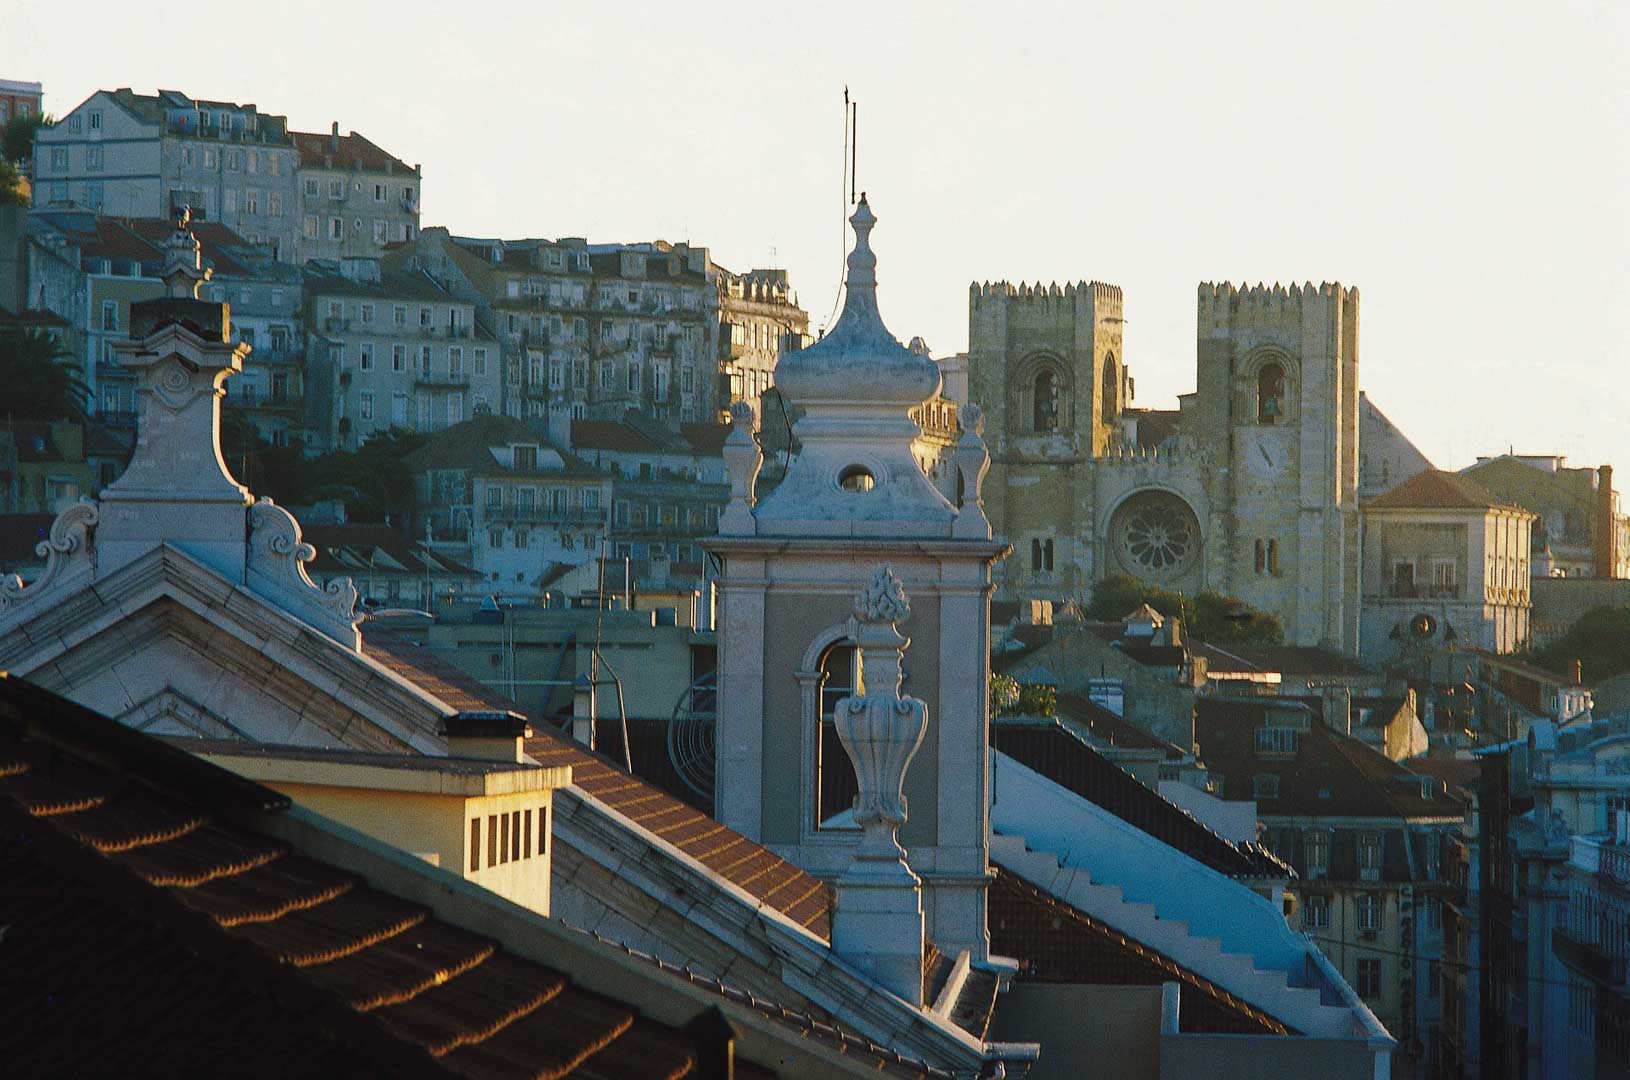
[6,0,1627,472]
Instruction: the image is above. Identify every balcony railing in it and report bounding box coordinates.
[414,372,470,389]
[484,506,607,527]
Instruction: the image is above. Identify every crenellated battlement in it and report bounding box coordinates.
[1197,280,1359,331]
[970,279,1123,309]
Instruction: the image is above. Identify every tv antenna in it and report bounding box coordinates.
[819,88,859,337]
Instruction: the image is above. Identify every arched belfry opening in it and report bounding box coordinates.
[1257,362,1286,424]
[1033,369,1061,431]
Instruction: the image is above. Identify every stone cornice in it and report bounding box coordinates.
[552,785,997,1072]
[706,536,1011,560]
[0,544,447,755]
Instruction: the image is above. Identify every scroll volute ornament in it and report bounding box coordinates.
[832,565,927,864]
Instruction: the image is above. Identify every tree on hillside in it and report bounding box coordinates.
[1,112,50,167]
[1530,606,1630,685]
[1086,572,1284,645]
[0,328,88,421]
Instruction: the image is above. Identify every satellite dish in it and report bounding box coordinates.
[1410,613,1437,639]
[666,671,716,805]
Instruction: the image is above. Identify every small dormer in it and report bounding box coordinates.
[1121,603,1164,639]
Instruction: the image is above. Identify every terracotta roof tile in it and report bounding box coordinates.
[1364,468,1529,513]
[291,129,412,173]
[0,672,874,1078]
[361,630,835,939]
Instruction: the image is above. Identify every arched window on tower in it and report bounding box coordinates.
[1102,356,1120,420]
[1257,363,1286,425]
[815,643,861,829]
[1033,369,1061,432]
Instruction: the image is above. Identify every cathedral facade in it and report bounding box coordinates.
[969,280,1363,652]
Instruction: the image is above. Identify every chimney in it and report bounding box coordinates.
[829,566,927,1006]
[330,120,340,152]
[441,709,532,763]
[1597,466,1615,578]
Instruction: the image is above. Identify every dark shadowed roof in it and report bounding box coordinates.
[991,717,1288,879]
[301,525,481,579]
[1194,644,1377,678]
[1194,698,1467,820]
[1055,693,1180,755]
[0,672,791,1080]
[360,631,835,940]
[403,416,598,478]
[988,869,1288,1036]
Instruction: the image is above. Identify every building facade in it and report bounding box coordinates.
[292,124,420,261]
[303,259,496,450]
[404,414,611,598]
[970,281,1363,651]
[1460,455,1627,581]
[32,89,417,264]
[1360,469,1535,664]
[0,78,42,124]
[716,265,810,408]
[1195,696,1466,1073]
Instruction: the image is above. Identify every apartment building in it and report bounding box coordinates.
[1195,696,1468,1073]
[32,89,416,263]
[403,414,611,598]
[1361,469,1536,663]
[716,265,810,407]
[23,209,251,416]
[0,78,42,125]
[303,259,494,450]
[292,123,420,260]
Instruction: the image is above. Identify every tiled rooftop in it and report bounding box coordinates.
[362,631,834,939]
[0,672,784,1079]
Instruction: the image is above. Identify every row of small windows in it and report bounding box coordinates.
[469,806,548,872]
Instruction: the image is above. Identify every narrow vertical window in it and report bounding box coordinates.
[539,805,549,854]
[487,814,498,866]
[499,813,510,864]
[1255,539,1266,573]
[523,809,532,858]
[470,818,481,871]
[1257,363,1285,424]
[1268,539,1279,575]
[511,810,522,862]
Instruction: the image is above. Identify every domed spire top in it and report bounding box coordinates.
[774,194,940,412]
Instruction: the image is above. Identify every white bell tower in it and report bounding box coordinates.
[709,197,1008,967]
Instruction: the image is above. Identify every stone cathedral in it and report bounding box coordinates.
[968,280,1365,651]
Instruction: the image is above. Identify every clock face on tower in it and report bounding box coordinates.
[1243,432,1291,482]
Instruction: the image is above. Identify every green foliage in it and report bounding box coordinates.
[0,113,50,166]
[0,158,25,207]
[989,672,1057,717]
[1085,573,1285,645]
[0,328,88,420]
[219,421,430,525]
[1530,606,1630,685]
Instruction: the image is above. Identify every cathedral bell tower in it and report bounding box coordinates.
[708,197,1008,968]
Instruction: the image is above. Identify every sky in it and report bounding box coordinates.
[5,0,1627,472]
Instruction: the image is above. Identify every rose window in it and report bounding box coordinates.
[1111,491,1201,579]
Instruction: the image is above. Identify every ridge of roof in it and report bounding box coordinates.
[1364,468,1528,513]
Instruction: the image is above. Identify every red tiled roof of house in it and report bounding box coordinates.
[291,130,412,173]
[1364,469,1526,513]
[0,672,789,1080]
[361,631,835,940]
